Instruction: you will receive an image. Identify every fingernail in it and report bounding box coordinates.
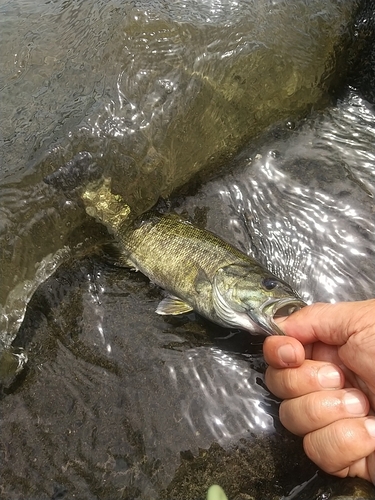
[365,418,375,438]
[317,365,342,389]
[343,390,367,415]
[277,343,297,365]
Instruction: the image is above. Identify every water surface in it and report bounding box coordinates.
[1,0,375,499]
[0,0,360,347]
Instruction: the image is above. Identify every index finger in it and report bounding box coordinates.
[263,335,306,368]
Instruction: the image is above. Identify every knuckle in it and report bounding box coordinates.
[280,393,335,435]
[305,397,325,427]
[303,432,338,473]
[264,367,278,394]
[279,400,300,434]
[335,421,357,447]
[303,420,370,475]
[283,369,300,396]
[265,367,296,399]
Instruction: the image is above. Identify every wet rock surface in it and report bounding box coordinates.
[347,0,375,104]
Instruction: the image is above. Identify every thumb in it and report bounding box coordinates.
[278,300,375,397]
[277,300,375,347]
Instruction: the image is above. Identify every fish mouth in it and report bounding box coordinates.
[258,297,307,335]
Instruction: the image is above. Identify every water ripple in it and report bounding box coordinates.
[179,91,375,304]
[163,346,272,443]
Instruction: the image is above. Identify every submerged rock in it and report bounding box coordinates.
[0,0,362,347]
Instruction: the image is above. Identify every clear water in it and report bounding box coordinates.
[178,91,375,305]
[0,0,359,348]
[1,0,374,499]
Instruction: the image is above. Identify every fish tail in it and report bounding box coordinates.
[44,152,132,231]
[81,178,132,231]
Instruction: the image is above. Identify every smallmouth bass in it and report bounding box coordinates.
[82,179,306,335]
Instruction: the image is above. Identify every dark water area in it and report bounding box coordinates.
[1,0,375,499]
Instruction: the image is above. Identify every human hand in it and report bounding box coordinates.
[263,300,375,484]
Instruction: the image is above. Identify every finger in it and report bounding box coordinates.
[303,417,375,481]
[263,336,305,368]
[368,450,375,485]
[279,388,369,435]
[339,330,375,396]
[265,360,344,399]
[277,300,375,346]
[267,339,345,365]
[310,342,342,365]
[278,300,375,397]
[345,372,375,411]
[309,342,358,390]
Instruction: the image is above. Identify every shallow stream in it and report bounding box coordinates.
[1,1,375,499]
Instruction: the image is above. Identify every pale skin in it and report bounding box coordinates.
[263,300,375,484]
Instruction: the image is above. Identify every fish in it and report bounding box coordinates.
[81,178,306,335]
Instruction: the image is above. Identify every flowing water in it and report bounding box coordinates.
[0,0,360,348]
[1,0,375,499]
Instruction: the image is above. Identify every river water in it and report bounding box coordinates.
[1,0,375,499]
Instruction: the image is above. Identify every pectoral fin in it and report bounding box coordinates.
[123,259,139,272]
[118,253,139,271]
[156,296,193,316]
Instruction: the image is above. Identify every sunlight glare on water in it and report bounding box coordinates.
[170,346,273,442]
[180,91,375,305]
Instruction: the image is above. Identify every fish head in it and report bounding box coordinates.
[212,263,306,335]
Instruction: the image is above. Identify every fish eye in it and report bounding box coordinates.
[262,277,279,290]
